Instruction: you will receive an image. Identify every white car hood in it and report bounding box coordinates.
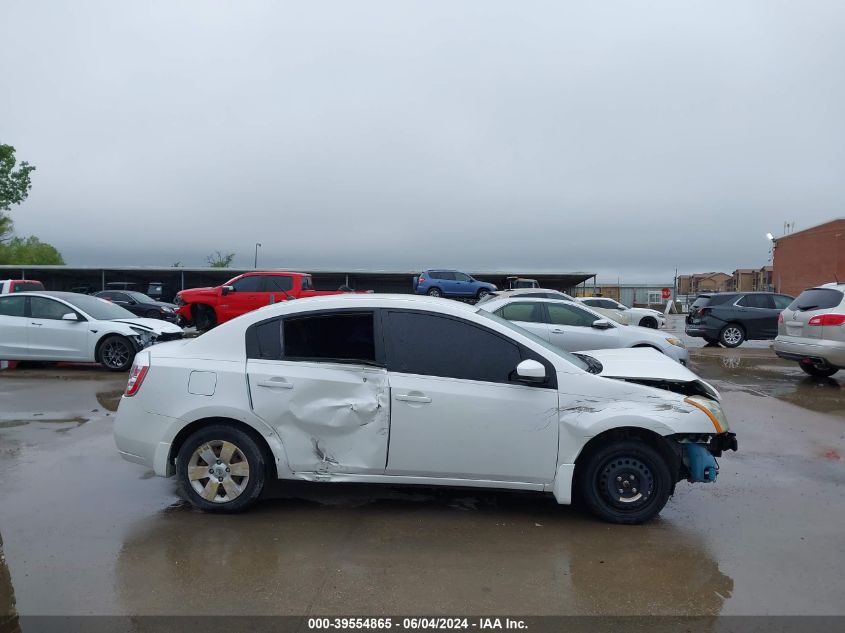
[111,318,183,334]
[577,347,719,399]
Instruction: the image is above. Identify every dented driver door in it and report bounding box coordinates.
[248,359,390,474]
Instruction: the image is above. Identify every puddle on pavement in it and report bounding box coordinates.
[690,355,845,417]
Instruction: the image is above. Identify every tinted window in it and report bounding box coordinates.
[231,276,264,292]
[111,292,132,303]
[519,292,548,298]
[547,303,598,327]
[13,282,43,292]
[31,297,72,320]
[497,302,545,324]
[63,294,134,320]
[246,318,283,360]
[385,311,522,383]
[301,276,314,291]
[789,288,844,311]
[454,272,471,282]
[582,299,601,307]
[738,294,774,309]
[264,276,294,292]
[773,295,794,310]
[283,312,375,363]
[0,296,25,317]
[436,271,456,281]
[691,297,711,309]
[97,291,116,300]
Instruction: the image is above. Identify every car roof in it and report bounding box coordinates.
[9,291,89,301]
[500,287,569,295]
[255,293,479,314]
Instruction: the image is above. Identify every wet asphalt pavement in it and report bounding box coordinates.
[0,315,843,621]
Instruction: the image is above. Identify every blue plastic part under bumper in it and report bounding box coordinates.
[685,443,719,482]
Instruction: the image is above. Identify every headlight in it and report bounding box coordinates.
[129,326,157,348]
[161,306,174,313]
[685,396,728,433]
[665,337,686,348]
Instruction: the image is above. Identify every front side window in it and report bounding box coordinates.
[31,297,72,320]
[231,276,264,292]
[264,275,294,292]
[283,312,376,363]
[547,303,600,327]
[497,302,545,324]
[0,296,25,317]
[582,299,601,307]
[738,294,773,309]
[385,311,522,384]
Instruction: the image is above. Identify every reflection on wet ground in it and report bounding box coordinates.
[1,360,844,618]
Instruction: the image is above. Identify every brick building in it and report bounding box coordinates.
[772,219,845,296]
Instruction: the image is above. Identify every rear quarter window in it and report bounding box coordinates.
[789,288,844,311]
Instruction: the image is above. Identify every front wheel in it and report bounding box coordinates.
[194,305,217,332]
[719,324,745,348]
[578,440,672,524]
[799,362,839,378]
[176,425,266,513]
[639,316,658,329]
[98,335,135,372]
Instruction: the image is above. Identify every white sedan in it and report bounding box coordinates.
[579,296,666,328]
[0,291,184,371]
[114,294,736,524]
[478,296,688,364]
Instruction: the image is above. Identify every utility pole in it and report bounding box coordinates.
[254,243,262,268]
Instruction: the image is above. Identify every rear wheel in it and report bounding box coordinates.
[176,424,266,513]
[719,324,745,348]
[578,440,672,524]
[799,362,839,378]
[97,335,135,372]
[194,305,217,332]
[639,316,658,329]
[476,288,490,301]
[427,287,443,298]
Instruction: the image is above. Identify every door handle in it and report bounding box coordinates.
[551,328,564,333]
[31,322,43,326]
[395,394,432,403]
[257,378,294,389]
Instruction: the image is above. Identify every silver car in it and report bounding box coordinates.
[774,283,845,377]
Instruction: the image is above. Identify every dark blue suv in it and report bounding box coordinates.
[413,270,497,300]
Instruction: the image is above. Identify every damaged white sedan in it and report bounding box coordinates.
[114,294,737,524]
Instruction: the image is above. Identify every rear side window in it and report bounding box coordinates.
[0,296,25,317]
[264,276,294,292]
[246,318,283,360]
[690,297,711,310]
[301,276,314,291]
[789,288,844,311]
[283,312,376,363]
[12,281,43,292]
[737,294,774,309]
[497,302,545,323]
[435,271,456,281]
[385,311,522,384]
[547,303,598,327]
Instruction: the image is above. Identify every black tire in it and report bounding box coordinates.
[639,316,658,329]
[476,288,490,301]
[145,309,161,319]
[427,287,443,298]
[578,440,672,524]
[97,335,136,372]
[719,324,745,348]
[799,362,839,378]
[194,304,217,332]
[176,424,266,513]
[703,336,719,345]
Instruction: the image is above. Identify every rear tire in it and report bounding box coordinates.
[176,424,266,513]
[799,362,839,378]
[639,316,658,329]
[719,324,745,348]
[97,335,135,372]
[194,305,217,332]
[578,440,672,524]
[476,288,490,301]
[427,288,443,298]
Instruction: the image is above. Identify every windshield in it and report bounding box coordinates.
[476,309,589,372]
[65,294,137,320]
[126,291,156,303]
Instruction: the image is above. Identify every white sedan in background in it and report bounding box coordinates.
[478,296,687,364]
[578,296,666,328]
[114,294,736,524]
[0,291,184,371]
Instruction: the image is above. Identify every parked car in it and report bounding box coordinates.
[578,297,665,328]
[105,282,138,291]
[175,271,361,331]
[413,270,496,300]
[114,293,736,524]
[94,290,178,321]
[1,279,44,294]
[478,288,627,325]
[0,292,183,371]
[685,291,794,347]
[479,296,688,363]
[775,283,845,377]
[506,276,540,289]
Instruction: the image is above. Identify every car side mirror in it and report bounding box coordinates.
[592,319,613,329]
[62,312,79,321]
[515,359,546,383]
[221,285,234,296]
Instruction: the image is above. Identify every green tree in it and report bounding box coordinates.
[206,251,235,267]
[0,236,64,265]
[0,144,36,241]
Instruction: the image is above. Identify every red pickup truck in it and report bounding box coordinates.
[175,271,356,331]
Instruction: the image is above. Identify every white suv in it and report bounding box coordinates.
[775,283,845,377]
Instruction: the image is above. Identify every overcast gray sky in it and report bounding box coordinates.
[3,0,844,282]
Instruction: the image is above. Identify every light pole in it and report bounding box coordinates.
[254,243,262,268]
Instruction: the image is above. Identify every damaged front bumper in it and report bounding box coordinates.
[672,432,738,483]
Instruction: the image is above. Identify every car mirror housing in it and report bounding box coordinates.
[221,285,234,296]
[592,319,613,329]
[515,359,546,382]
[62,312,79,321]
